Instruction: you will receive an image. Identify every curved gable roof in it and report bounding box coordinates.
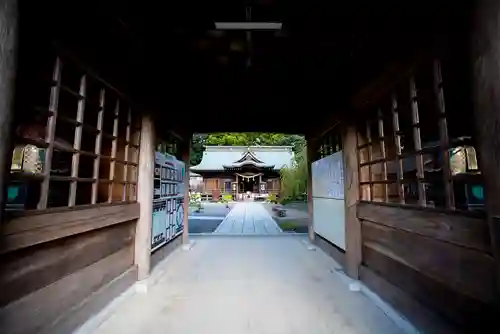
[234,148,265,164]
[191,146,294,171]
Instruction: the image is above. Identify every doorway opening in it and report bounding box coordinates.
[240,178,256,193]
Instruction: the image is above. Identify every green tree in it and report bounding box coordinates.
[279,146,308,203]
[204,133,305,152]
[190,133,207,166]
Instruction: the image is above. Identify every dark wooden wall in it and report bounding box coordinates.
[0,203,139,334]
[357,202,496,332]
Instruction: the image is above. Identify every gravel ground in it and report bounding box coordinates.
[188,218,224,234]
[189,202,233,217]
[188,202,232,234]
[262,202,310,233]
[275,218,309,233]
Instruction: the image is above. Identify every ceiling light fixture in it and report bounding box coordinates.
[214,22,282,30]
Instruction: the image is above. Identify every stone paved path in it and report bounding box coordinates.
[214,202,282,235]
[82,237,404,334]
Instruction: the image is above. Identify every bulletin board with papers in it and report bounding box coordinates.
[312,151,346,250]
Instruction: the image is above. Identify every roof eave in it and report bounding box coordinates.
[223,164,275,169]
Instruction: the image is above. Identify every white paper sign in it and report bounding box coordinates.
[312,151,344,199]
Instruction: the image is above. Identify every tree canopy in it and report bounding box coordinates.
[190,133,305,166]
[279,146,308,203]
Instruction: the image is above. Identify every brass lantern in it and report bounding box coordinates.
[11,144,45,174]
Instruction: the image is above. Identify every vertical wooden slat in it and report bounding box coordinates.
[38,58,62,209]
[131,122,141,201]
[391,93,405,204]
[433,59,455,209]
[409,75,426,206]
[108,99,119,203]
[377,108,388,202]
[68,75,86,206]
[91,89,105,204]
[366,120,373,201]
[122,108,131,201]
[356,126,363,200]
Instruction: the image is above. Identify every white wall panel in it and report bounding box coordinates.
[312,151,345,249]
[313,197,345,249]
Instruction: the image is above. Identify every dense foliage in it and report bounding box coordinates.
[190,133,305,166]
[279,146,308,203]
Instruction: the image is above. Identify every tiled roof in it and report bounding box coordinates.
[190,146,294,171]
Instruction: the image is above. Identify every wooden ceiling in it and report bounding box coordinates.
[22,1,463,137]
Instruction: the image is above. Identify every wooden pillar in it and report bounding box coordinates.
[471,0,500,295]
[181,138,191,245]
[0,0,18,221]
[235,174,238,200]
[342,123,361,279]
[134,114,155,280]
[306,138,316,243]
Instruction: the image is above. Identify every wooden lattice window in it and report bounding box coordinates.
[7,56,141,211]
[316,127,342,161]
[156,132,180,159]
[357,59,483,211]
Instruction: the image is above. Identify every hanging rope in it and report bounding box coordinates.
[235,172,263,181]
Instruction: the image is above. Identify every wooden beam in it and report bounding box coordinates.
[0,203,139,254]
[357,202,490,253]
[38,58,62,209]
[409,75,426,206]
[122,108,131,201]
[343,123,361,279]
[433,59,455,210]
[134,113,155,280]
[471,0,500,300]
[391,93,405,204]
[365,120,373,201]
[108,100,120,203]
[69,75,87,206]
[377,109,388,201]
[0,0,18,221]
[91,89,105,204]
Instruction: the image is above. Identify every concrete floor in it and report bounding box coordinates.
[214,202,282,234]
[81,236,405,334]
